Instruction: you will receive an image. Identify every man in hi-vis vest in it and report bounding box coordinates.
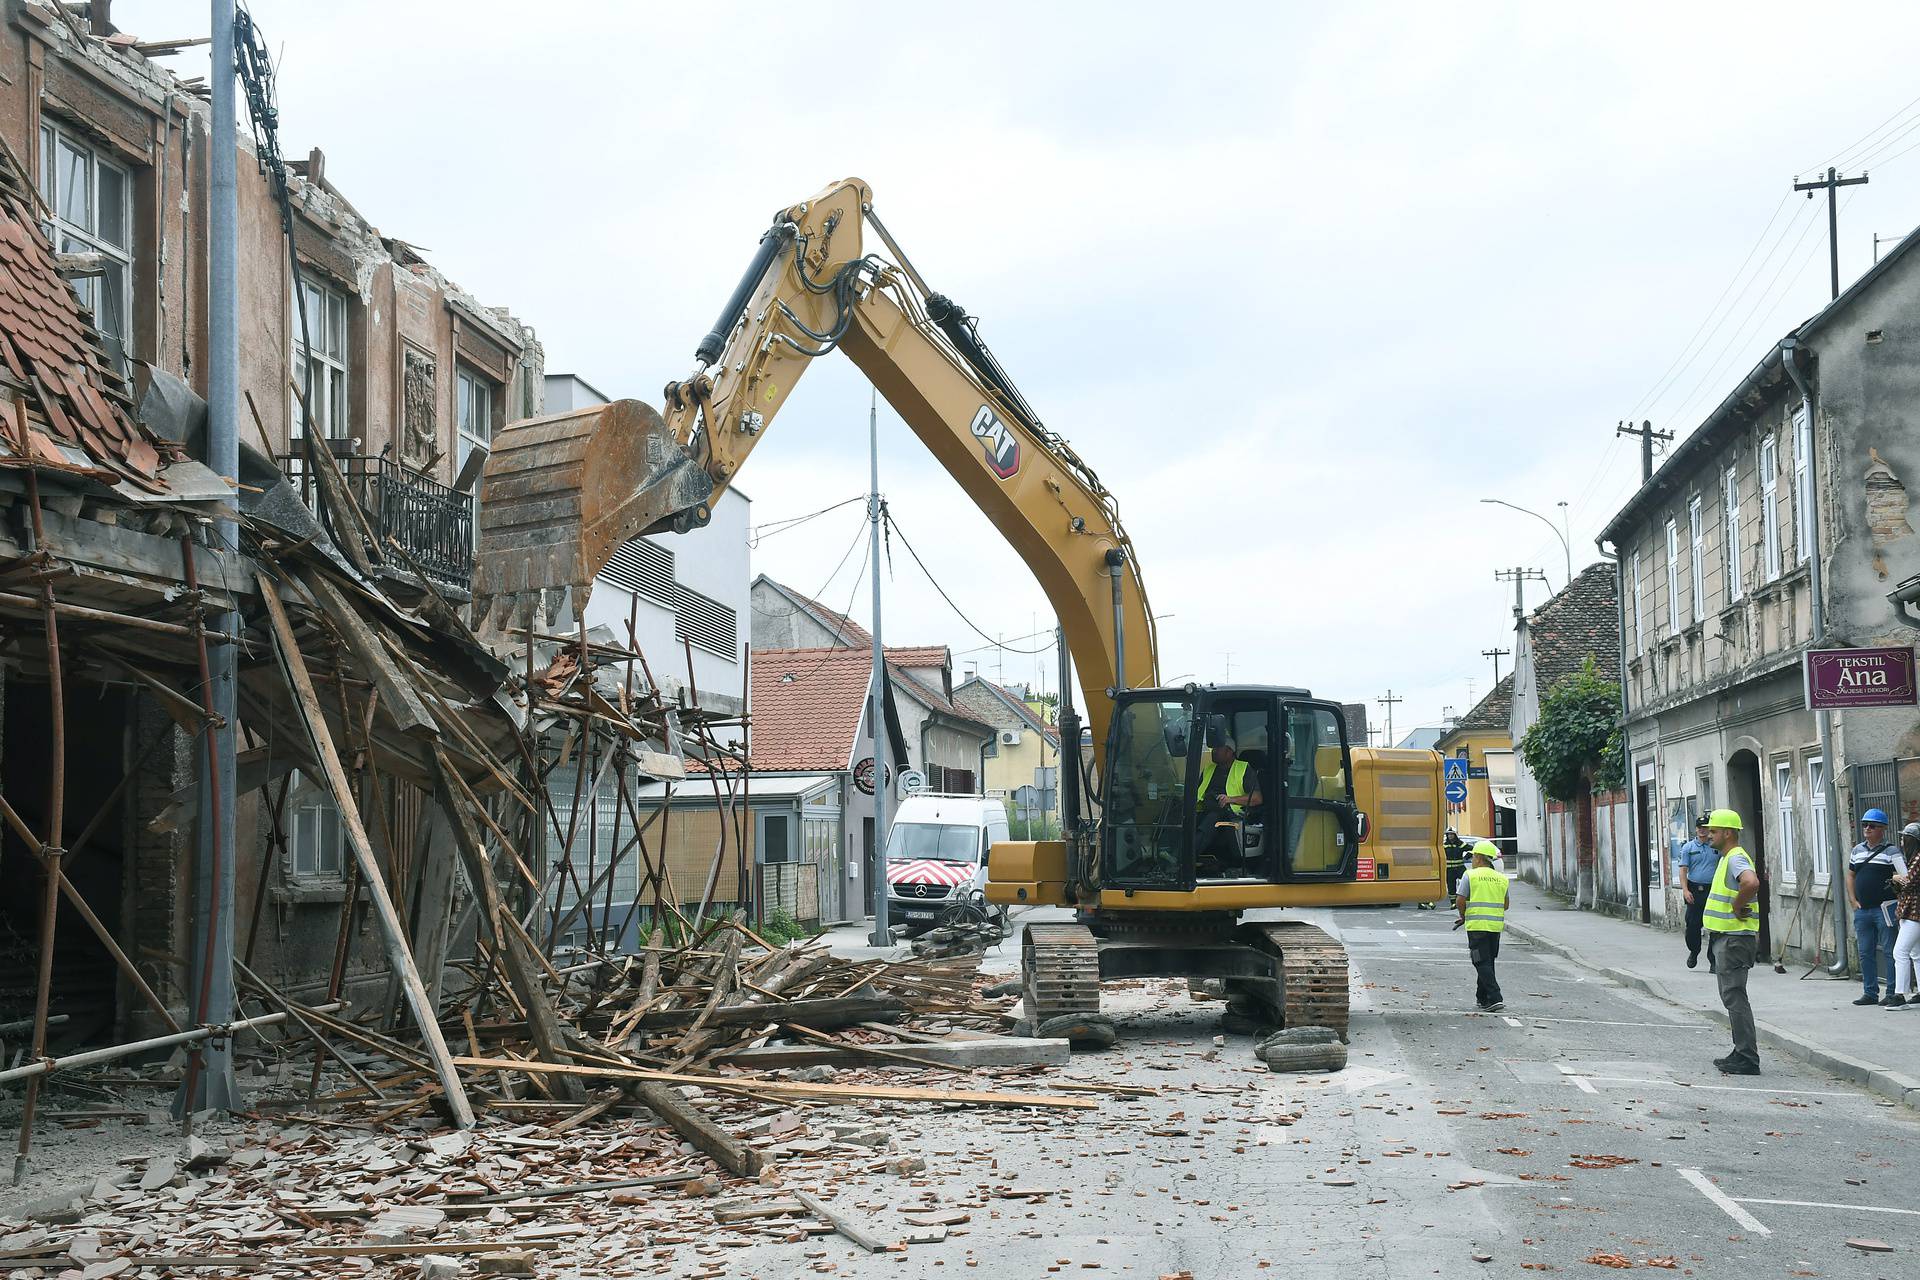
[1700,809,1762,1075]
[1454,840,1509,1011]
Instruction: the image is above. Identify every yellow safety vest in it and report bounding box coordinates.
[1197,757,1249,815]
[1463,866,1508,933]
[1703,846,1759,934]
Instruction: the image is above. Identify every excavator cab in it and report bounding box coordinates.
[1102,686,1360,893]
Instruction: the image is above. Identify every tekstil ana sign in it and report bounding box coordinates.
[1803,646,1919,710]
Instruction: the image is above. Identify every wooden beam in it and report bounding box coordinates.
[449,1056,1098,1110]
[256,570,474,1128]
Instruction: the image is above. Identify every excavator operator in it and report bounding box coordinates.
[1197,729,1262,870]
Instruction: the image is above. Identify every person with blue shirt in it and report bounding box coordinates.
[1847,808,1907,1007]
[1675,815,1720,972]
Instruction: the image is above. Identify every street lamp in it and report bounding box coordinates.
[1480,498,1572,585]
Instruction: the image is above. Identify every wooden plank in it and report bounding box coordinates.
[301,572,440,739]
[632,995,902,1032]
[449,1056,1097,1111]
[792,1189,892,1253]
[256,570,475,1128]
[629,1079,766,1178]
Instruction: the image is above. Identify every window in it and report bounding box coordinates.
[1631,550,1644,655]
[1774,759,1796,886]
[288,772,346,879]
[38,122,131,365]
[1665,518,1681,634]
[1724,466,1743,603]
[292,279,349,439]
[1760,434,1781,581]
[1808,755,1830,883]
[1688,493,1705,622]
[1791,405,1812,564]
[456,366,494,475]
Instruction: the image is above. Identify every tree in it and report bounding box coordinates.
[1518,657,1624,909]
[1518,657,1624,801]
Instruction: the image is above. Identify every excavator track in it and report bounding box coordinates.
[1245,920,1351,1042]
[1022,923,1113,1048]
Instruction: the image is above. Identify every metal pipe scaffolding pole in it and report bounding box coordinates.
[179,0,241,1116]
[0,1004,345,1087]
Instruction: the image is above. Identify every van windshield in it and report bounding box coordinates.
[885,823,979,863]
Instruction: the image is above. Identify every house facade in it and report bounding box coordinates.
[954,677,1062,835]
[1434,674,1515,846]
[1599,228,1920,964]
[1507,562,1626,902]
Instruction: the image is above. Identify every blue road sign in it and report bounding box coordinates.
[1443,758,1469,783]
[1445,779,1469,804]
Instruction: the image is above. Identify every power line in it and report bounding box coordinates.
[1808,90,1920,176]
[746,507,868,622]
[747,493,865,547]
[1628,191,1794,421]
[882,509,1054,655]
[775,528,872,686]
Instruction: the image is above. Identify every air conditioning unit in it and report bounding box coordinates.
[1000,729,1022,746]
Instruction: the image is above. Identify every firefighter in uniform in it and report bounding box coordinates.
[1700,808,1762,1075]
[1454,839,1508,1011]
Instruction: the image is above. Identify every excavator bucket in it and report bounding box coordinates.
[472,399,712,633]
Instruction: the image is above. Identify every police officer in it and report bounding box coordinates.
[1454,839,1508,1012]
[1675,816,1719,972]
[1700,809,1762,1075]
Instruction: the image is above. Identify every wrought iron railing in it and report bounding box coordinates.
[276,448,473,586]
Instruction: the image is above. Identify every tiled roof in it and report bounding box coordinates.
[1452,673,1514,734]
[884,645,949,669]
[954,676,1059,744]
[748,646,871,771]
[1527,561,1621,689]
[749,644,990,770]
[0,145,170,489]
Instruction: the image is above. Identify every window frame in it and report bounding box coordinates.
[455,364,496,476]
[1807,754,1830,885]
[1723,465,1743,603]
[1773,758,1796,886]
[1791,405,1812,564]
[1760,434,1781,582]
[37,120,132,363]
[1688,493,1705,622]
[1631,549,1644,656]
[1665,517,1681,635]
[291,277,350,440]
[286,771,347,882]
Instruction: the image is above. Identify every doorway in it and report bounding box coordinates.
[1636,766,1657,923]
[1726,750,1771,956]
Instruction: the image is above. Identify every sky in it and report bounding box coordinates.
[134,0,1920,738]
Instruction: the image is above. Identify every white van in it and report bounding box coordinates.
[882,793,1011,929]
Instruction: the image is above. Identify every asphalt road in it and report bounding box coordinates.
[732,905,1919,1279]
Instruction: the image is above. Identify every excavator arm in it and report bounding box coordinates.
[475,178,1158,762]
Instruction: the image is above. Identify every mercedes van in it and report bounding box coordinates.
[883,793,1012,930]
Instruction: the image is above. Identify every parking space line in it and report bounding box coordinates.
[1553,1061,1600,1094]
[1678,1167,1771,1236]
[1736,1197,1920,1217]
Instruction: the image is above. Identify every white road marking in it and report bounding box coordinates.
[1502,1016,1521,1027]
[1678,1167,1771,1236]
[1581,1074,1856,1098]
[1736,1197,1920,1217]
[1444,1012,1703,1030]
[1569,1075,1598,1093]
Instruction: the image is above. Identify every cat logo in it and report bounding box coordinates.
[969,405,1021,479]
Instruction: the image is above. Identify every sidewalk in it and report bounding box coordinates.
[1503,880,1920,1115]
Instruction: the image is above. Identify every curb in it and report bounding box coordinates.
[1504,918,1920,1117]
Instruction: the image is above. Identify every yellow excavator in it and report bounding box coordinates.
[474,178,1446,1048]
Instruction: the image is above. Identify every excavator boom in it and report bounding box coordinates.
[475,178,1157,759]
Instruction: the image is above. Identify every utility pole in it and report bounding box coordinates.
[866,390,891,947]
[1794,167,1869,301]
[1376,690,1403,748]
[178,0,240,1119]
[1495,567,1548,620]
[1481,647,1510,685]
[1616,419,1675,483]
